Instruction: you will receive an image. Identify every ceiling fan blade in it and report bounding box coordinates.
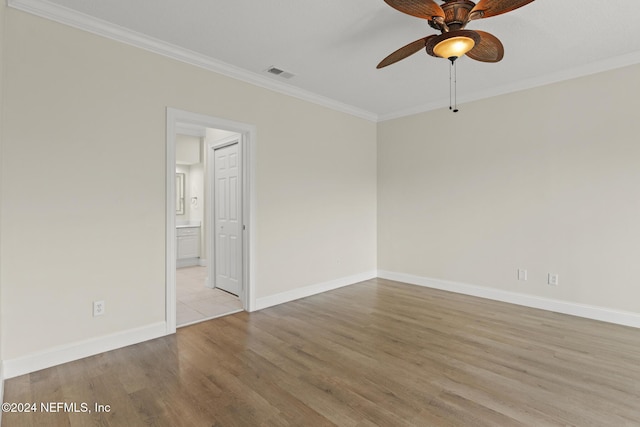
[383,0,445,20]
[470,0,536,20]
[466,30,504,62]
[377,36,434,69]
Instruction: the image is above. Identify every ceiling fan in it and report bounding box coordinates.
[377,0,536,68]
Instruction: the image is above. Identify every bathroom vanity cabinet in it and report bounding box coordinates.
[177,226,200,267]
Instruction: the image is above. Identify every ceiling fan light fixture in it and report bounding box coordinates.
[425,30,480,62]
[433,36,475,60]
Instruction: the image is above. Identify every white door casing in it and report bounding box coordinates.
[166,108,256,335]
[212,140,242,295]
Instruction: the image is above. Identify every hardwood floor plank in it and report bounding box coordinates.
[4,278,640,426]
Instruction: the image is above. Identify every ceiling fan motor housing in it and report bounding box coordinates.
[430,0,477,31]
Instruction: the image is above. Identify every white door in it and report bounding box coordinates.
[214,142,242,295]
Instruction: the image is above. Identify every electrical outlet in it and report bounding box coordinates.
[548,274,559,286]
[517,269,528,281]
[93,300,105,316]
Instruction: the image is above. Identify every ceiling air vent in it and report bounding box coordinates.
[265,66,295,79]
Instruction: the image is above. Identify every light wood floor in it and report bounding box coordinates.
[4,278,640,426]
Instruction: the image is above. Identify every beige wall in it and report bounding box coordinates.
[0,9,377,361]
[3,1,637,372]
[378,63,640,313]
[0,0,6,391]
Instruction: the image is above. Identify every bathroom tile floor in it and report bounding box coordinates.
[176,266,243,327]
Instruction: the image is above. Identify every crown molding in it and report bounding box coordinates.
[9,0,640,124]
[378,50,640,122]
[7,0,379,122]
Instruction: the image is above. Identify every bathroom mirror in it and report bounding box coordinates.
[176,173,185,215]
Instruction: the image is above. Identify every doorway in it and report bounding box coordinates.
[166,108,256,334]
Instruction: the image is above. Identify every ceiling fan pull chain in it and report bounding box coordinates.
[449,61,453,111]
[453,60,459,113]
[449,60,459,113]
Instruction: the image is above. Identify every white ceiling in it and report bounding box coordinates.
[12,0,640,121]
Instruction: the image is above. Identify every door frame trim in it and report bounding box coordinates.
[166,108,256,334]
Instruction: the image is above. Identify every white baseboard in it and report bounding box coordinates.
[378,270,640,329]
[2,322,167,379]
[255,271,377,311]
[2,272,376,379]
[9,270,634,382]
